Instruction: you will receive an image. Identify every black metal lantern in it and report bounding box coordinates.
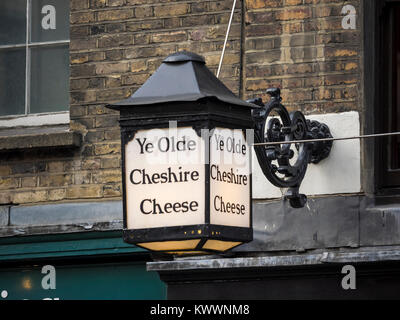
[107,51,255,253]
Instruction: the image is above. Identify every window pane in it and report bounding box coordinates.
[0,48,26,116]
[31,0,69,43]
[0,0,27,45]
[30,45,69,114]
[390,7,400,170]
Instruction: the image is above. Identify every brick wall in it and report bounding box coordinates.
[244,0,361,113]
[0,0,362,206]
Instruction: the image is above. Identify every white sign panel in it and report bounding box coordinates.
[125,127,205,229]
[210,128,251,227]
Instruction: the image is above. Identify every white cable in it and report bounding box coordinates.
[252,131,400,146]
[217,0,237,78]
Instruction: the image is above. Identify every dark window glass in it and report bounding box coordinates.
[380,4,400,188]
[389,7,400,170]
[0,48,26,116]
[30,45,69,114]
[31,0,70,43]
[0,0,26,45]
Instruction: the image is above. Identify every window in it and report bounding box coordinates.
[378,2,400,189]
[0,0,69,118]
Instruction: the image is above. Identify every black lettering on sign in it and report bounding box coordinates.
[137,135,197,153]
[136,138,153,154]
[213,134,247,155]
[130,167,200,185]
[210,165,248,185]
[213,195,245,215]
[140,199,199,214]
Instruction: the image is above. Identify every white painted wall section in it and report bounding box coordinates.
[252,111,361,199]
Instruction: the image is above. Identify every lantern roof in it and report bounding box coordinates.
[107,51,257,109]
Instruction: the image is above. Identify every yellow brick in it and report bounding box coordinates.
[131,60,147,73]
[48,161,65,173]
[0,192,11,204]
[0,166,11,177]
[48,189,67,201]
[335,49,357,57]
[285,0,302,5]
[13,191,48,204]
[0,178,18,190]
[154,4,188,17]
[71,55,89,64]
[97,9,133,21]
[66,185,103,199]
[94,143,121,155]
[39,174,72,187]
[345,62,358,70]
[21,177,37,188]
[276,8,311,21]
[246,0,281,9]
[92,169,121,184]
[103,183,122,197]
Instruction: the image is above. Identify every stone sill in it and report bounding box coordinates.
[0,125,81,152]
[0,201,123,237]
[365,204,400,215]
[147,246,400,272]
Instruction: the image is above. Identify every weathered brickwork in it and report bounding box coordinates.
[0,0,362,206]
[244,0,361,113]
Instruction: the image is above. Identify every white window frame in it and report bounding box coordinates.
[0,0,70,125]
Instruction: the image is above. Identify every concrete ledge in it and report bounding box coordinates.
[0,200,123,237]
[147,246,400,272]
[361,203,400,246]
[0,206,9,226]
[0,125,81,151]
[10,201,122,226]
[238,195,360,252]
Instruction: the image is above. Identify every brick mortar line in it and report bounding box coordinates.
[72,7,241,14]
[70,38,242,51]
[245,30,359,36]
[245,45,360,51]
[245,57,361,65]
[244,59,360,64]
[70,49,241,58]
[71,36,242,43]
[246,86,359,92]
[71,9,241,22]
[68,73,359,85]
[245,16,359,22]
[71,20,242,31]
[69,49,239,56]
[70,49,241,59]
[246,2,360,12]
[69,67,241,77]
[68,80,348,90]
[1,184,121,191]
[71,2,242,13]
[247,27,359,32]
[246,73,360,80]
[244,96,358,103]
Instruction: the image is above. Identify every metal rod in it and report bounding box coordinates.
[216,0,237,78]
[0,43,26,49]
[28,40,70,47]
[25,0,31,115]
[0,40,70,50]
[252,131,400,146]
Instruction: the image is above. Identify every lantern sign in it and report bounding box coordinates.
[125,127,206,230]
[107,51,256,253]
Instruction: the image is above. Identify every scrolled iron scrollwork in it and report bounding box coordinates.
[249,88,333,208]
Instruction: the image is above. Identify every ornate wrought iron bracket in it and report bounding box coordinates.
[249,88,333,208]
